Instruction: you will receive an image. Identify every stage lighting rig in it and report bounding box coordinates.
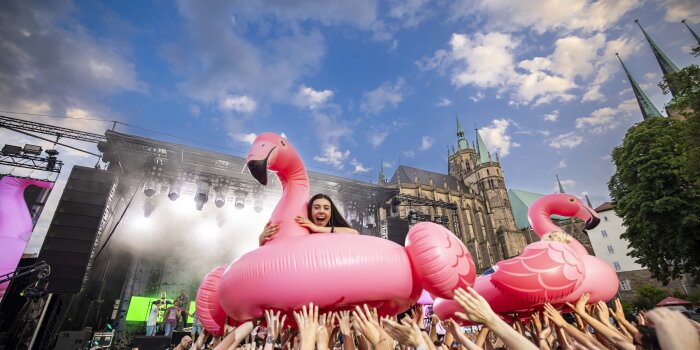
[23,144,42,155]
[234,190,246,209]
[168,179,182,201]
[214,187,226,208]
[195,180,210,210]
[45,149,59,171]
[143,176,159,197]
[2,144,22,155]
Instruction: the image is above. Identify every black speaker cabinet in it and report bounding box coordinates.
[38,166,118,294]
[386,217,410,246]
[132,335,172,350]
[52,330,92,350]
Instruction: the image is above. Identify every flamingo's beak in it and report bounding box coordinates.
[579,205,600,229]
[247,146,276,186]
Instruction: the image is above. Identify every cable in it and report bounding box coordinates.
[93,175,145,261]
[0,110,117,123]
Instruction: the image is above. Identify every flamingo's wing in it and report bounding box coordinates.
[491,241,585,303]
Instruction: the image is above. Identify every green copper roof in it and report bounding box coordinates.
[556,174,566,194]
[682,20,700,45]
[475,129,490,164]
[636,20,680,77]
[456,116,468,150]
[616,53,663,120]
[508,188,567,230]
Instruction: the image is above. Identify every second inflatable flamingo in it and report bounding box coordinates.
[197,133,476,330]
[434,193,619,321]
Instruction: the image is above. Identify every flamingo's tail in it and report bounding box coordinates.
[405,222,476,299]
[196,265,228,336]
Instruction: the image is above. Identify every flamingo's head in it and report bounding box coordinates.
[246,132,296,185]
[534,193,600,230]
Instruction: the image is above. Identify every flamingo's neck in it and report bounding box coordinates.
[529,201,589,255]
[269,161,310,240]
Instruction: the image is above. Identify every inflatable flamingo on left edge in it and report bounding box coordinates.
[196,133,476,330]
[0,176,53,298]
[434,193,619,322]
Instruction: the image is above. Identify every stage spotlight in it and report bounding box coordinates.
[195,180,210,211]
[144,199,156,218]
[143,177,158,197]
[234,190,246,210]
[45,149,59,171]
[214,187,226,208]
[253,196,263,213]
[168,180,182,201]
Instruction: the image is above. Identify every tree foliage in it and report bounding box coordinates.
[633,285,669,310]
[609,117,700,284]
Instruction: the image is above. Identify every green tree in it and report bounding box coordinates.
[609,117,700,284]
[633,284,668,310]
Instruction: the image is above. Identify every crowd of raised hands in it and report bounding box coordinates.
[170,287,700,350]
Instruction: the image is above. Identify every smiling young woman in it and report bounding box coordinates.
[258,193,359,245]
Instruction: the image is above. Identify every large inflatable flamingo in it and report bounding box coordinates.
[434,194,618,321]
[197,133,476,331]
[0,176,53,298]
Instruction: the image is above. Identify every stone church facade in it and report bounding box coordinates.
[380,119,528,273]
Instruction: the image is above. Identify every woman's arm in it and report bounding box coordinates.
[295,216,359,234]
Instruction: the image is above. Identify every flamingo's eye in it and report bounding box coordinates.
[280,139,286,147]
[568,198,576,202]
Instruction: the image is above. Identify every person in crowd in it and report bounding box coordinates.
[164,299,181,336]
[146,299,162,336]
[176,289,190,330]
[190,309,202,338]
[259,193,358,245]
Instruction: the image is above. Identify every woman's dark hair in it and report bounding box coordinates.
[308,193,352,229]
[636,325,660,350]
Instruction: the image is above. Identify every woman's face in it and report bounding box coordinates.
[311,197,332,227]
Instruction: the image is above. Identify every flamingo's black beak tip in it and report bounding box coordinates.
[247,158,268,186]
[585,216,600,230]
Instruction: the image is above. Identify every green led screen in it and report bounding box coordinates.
[125,296,196,322]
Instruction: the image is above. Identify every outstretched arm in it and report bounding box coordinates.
[453,287,537,350]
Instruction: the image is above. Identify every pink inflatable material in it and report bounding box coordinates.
[435,194,619,323]
[0,176,53,298]
[417,290,434,305]
[196,265,228,336]
[212,133,476,322]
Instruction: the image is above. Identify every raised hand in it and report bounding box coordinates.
[317,313,334,350]
[265,310,287,342]
[542,304,567,329]
[594,301,613,327]
[259,222,280,245]
[645,308,700,350]
[295,216,320,232]
[352,305,383,346]
[293,303,320,350]
[335,311,352,335]
[382,318,427,349]
[537,326,552,350]
[567,293,590,316]
[453,287,497,326]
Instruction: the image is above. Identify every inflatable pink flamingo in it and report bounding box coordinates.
[197,133,475,331]
[434,194,618,322]
[0,176,53,298]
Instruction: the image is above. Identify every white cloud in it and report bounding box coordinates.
[314,144,350,169]
[601,154,612,161]
[382,160,395,169]
[219,95,257,113]
[436,97,452,106]
[479,119,520,157]
[368,131,389,148]
[644,72,658,81]
[544,110,559,122]
[388,0,432,27]
[420,136,435,150]
[557,159,567,169]
[293,85,333,109]
[548,131,583,149]
[350,158,371,174]
[575,98,638,134]
[450,0,642,33]
[448,32,518,89]
[403,150,415,158]
[470,92,485,102]
[554,179,576,192]
[234,133,257,144]
[662,0,700,23]
[361,78,407,114]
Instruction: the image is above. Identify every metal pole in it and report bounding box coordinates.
[28,293,52,350]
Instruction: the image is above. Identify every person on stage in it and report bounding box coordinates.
[146,299,162,336]
[163,300,181,336]
[175,289,189,330]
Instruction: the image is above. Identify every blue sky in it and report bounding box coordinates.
[1,0,699,252]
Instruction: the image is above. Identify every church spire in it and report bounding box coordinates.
[635,19,680,78]
[456,116,468,150]
[682,20,700,45]
[475,128,491,164]
[616,53,663,120]
[585,194,593,208]
[556,174,566,194]
[378,158,385,184]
